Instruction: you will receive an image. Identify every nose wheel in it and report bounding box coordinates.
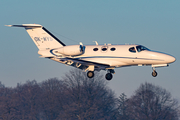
[152,68,158,77]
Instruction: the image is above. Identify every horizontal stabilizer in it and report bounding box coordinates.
[5,24,42,28]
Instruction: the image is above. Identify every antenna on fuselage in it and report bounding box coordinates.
[93,41,98,45]
[80,42,83,45]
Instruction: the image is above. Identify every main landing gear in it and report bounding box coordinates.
[152,68,158,77]
[105,73,113,80]
[105,69,115,81]
[87,71,94,78]
[87,69,115,81]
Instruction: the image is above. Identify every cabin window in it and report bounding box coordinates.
[102,48,107,51]
[110,47,116,51]
[129,47,136,53]
[136,45,149,52]
[93,48,98,51]
[101,46,108,51]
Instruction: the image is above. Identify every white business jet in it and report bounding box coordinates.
[6,24,176,80]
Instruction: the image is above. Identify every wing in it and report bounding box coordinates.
[50,57,111,71]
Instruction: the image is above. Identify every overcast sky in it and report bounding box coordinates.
[1,0,180,100]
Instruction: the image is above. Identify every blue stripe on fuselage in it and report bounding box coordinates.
[72,56,163,61]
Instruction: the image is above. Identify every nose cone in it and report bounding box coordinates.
[147,51,176,64]
[164,54,176,63]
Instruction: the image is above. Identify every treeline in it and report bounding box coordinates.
[0,69,179,120]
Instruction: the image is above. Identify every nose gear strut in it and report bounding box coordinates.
[152,68,158,77]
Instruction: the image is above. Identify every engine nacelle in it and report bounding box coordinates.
[55,45,85,56]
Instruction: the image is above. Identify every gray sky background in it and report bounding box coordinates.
[1,1,180,99]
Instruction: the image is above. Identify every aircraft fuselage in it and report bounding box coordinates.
[7,24,176,80]
[63,44,175,68]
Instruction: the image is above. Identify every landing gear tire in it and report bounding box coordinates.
[105,73,113,81]
[87,71,94,78]
[152,70,158,77]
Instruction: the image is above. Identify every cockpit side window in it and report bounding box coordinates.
[136,45,149,52]
[129,47,136,53]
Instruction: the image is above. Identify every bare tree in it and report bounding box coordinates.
[39,78,66,120]
[0,82,5,88]
[0,87,19,120]
[127,82,179,120]
[16,80,42,120]
[1,72,179,120]
[116,93,130,120]
[58,69,117,120]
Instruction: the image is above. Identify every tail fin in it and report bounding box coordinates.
[6,24,66,50]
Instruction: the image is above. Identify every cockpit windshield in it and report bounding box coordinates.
[136,45,149,52]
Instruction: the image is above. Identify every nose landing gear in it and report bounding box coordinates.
[152,68,158,77]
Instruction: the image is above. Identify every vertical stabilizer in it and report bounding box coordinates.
[6,24,65,50]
